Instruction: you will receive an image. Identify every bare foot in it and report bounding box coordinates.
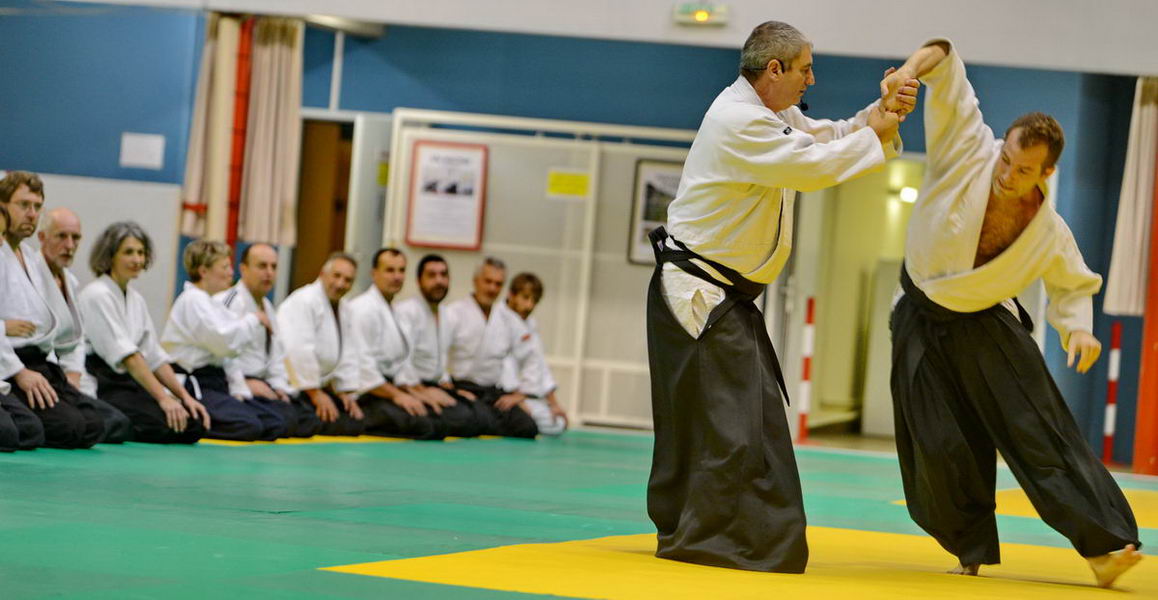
[948,562,979,575]
[1088,544,1143,588]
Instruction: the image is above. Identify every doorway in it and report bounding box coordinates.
[291,119,353,290]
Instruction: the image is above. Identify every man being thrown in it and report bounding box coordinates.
[501,272,568,436]
[444,257,541,439]
[277,253,365,436]
[217,243,322,438]
[647,20,913,573]
[883,39,1141,587]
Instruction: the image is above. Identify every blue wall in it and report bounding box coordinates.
[0,2,202,184]
[0,6,1142,460]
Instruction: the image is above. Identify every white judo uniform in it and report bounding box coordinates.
[887,38,1139,567]
[443,297,541,438]
[348,286,410,390]
[1,241,105,448]
[500,315,565,436]
[0,241,60,378]
[78,275,206,444]
[161,281,280,441]
[276,280,359,394]
[216,282,295,398]
[647,71,901,573]
[901,39,1100,344]
[663,77,901,337]
[393,297,450,387]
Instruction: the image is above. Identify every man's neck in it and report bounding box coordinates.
[43,255,66,292]
[246,285,265,307]
[5,233,22,252]
[377,286,395,304]
[473,294,492,318]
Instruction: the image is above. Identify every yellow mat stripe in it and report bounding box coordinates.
[892,488,1158,530]
[198,435,411,446]
[324,526,1155,599]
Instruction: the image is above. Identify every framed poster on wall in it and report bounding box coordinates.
[628,159,684,265]
[406,141,488,250]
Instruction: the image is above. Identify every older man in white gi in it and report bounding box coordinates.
[36,207,133,443]
[883,39,1141,588]
[277,253,365,436]
[646,20,913,573]
[443,257,541,439]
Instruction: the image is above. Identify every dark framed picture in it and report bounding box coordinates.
[628,159,683,265]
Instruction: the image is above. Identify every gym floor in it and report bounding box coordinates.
[0,430,1154,599]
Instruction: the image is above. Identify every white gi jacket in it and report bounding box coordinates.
[276,280,359,392]
[664,76,901,335]
[0,334,13,394]
[0,240,60,378]
[77,275,172,373]
[161,282,264,374]
[215,282,294,398]
[40,266,86,375]
[443,297,541,392]
[393,297,449,386]
[500,316,556,397]
[348,286,410,391]
[905,39,1102,347]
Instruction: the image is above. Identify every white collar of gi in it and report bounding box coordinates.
[729,75,769,111]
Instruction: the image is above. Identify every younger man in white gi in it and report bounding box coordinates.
[501,272,567,436]
[0,203,45,451]
[884,39,1141,587]
[0,172,104,448]
[217,243,322,438]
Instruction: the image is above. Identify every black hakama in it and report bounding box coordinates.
[890,266,1140,565]
[646,227,808,573]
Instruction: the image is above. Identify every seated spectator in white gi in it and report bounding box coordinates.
[0,203,45,451]
[501,273,568,436]
[162,240,287,441]
[0,171,104,448]
[349,248,446,439]
[37,207,133,443]
[217,242,322,438]
[444,257,541,439]
[277,253,365,436]
[79,221,210,443]
[394,255,487,437]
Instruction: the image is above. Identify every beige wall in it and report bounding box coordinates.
[813,160,922,413]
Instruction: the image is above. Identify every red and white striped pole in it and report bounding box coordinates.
[797,297,815,443]
[1103,321,1123,464]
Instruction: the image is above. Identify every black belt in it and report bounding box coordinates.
[649,226,790,404]
[649,227,763,300]
[170,364,228,398]
[900,264,1034,332]
[14,346,50,366]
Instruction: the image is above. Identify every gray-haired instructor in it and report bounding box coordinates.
[884,39,1141,587]
[646,21,916,572]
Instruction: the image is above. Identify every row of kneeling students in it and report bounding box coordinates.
[0,170,569,450]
